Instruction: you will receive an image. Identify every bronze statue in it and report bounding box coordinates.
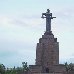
[41,9,56,33]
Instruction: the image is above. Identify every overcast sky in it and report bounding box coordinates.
[0,0,74,68]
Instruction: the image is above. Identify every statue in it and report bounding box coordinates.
[41,9,56,34]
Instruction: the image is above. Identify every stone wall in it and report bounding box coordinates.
[63,71,74,74]
[29,65,42,73]
[53,64,65,73]
[36,33,59,69]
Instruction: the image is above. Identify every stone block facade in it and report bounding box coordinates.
[29,65,42,73]
[36,32,59,73]
[28,32,66,74]
[27,32,68,74]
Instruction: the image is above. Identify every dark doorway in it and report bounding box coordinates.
[46,68,49,73]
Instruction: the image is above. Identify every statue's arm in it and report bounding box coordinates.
[41,13,46,18]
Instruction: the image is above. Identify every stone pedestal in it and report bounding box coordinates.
[36,32,59,72]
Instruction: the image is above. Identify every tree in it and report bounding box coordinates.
[22,62,28,72]
[0,62,29,74]
[0,64,5,74]
[65,62,74,72]
[65,62,70,72]
[69,63,74,71]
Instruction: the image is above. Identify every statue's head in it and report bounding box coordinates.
[47,9,50,13]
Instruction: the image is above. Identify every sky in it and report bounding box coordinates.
[0,0,74,68]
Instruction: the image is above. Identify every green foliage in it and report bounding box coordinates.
[65,62,74,72]
[6,67,17,74]
[0,64,5,74]
[0,62,29,74]
[65,62,69,72]
[22,62,28,71]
